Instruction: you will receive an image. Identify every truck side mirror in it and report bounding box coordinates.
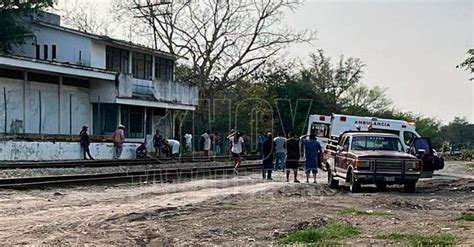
[417,149,426,158]
[337,145,343,152]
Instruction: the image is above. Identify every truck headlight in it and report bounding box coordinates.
[406,161,421,171]
[355,160,370,169]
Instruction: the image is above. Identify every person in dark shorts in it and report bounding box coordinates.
[262,132,274,180]
[301,131,322,183]
[153,129,163,158]
[285,131,300,183]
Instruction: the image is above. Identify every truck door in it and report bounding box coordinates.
[336,137,350,173]
[408,137,435,172]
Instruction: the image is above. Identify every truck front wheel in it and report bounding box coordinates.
[328,169,339,189]
[349,172,361,193]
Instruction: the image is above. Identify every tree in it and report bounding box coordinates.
[343,84,392,115]
[0,0,55,53]
[300,50,365,113]
[112,0,315,100]
[457,48,474,81]
[59,0,115,35]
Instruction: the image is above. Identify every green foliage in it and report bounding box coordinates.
[377,233,460,246]
[278,223,360,245]
[457,212,474,221]
[338,208,394,217]
[457,48,474,81]
[440,117,474,149]
[0,0,56,53]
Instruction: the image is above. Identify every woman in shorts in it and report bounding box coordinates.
[227,130,244,174]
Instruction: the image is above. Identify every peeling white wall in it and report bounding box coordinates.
[0,140,142,161]
[1,77,93,135]
[90,41,106,69]
[60,85,91,134]
[0,78,25,133]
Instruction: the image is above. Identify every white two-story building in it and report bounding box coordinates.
[0,11,198,160]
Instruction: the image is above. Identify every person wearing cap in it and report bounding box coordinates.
[113,124,125,159]
[80,125,94,160]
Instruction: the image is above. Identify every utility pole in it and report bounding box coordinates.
[132,0,173,50]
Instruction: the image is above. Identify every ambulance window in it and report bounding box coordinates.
[311,123,329,138]
[403,131,417,146]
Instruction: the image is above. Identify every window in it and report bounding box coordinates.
[132,52,152,80]
[43,45,48,60]
[403,131,417,146]
[351,136,403,152]
[132,79,154,96]
[120,105,144,138]
[155,57,174,81]
[92,103,117,134]
[342,137,350,151]
[106,46,129,73]
[35,45,40,59]
[52,45,56,60]
[311,123,330,138]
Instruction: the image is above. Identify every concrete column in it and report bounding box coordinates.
[117,104,121,126]
[143,106,147,139]
[23,71,27,133]
[128,51,133,75]
[58,75,62,133]
[151,56,156,79]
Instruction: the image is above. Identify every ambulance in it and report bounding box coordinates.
[307,114,420,151]
[307,113,445,177]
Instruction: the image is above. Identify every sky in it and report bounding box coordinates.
[59,0,473,123]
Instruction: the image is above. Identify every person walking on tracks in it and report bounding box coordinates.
[80,125,94,160]
[184,130,193,153]
[262,132,274,180]
[153,128,163,158]
[285,131,300,183]
[300,131,322,183]
[273,132,286,171]
[113,124,125,159]
[227,130,244,174]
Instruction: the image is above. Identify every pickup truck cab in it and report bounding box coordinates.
[326,131,422,193]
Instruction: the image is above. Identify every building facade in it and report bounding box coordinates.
[0,11,198,160]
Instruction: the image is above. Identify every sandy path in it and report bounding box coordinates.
[0,176,286,245]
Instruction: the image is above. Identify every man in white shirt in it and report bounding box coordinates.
[184,130,193,152]
[273,132,287,171]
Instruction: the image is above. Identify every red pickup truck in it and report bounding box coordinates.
[325,131,426,193]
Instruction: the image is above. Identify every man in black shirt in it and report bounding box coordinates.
[285,131,300,183]
[80,125,94,160]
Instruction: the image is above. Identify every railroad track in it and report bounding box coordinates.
[0,163,262,189]
[0,155,261,169]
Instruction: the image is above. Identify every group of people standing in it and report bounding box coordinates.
[261,130,322,183]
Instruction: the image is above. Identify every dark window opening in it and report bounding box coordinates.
[120,105,144,138]
[43,45,48,60]
[79,50,82,63]
[106,46,129,73]
[63,76,90,88]
[132,52,152,80]
[35,45,40,59]
[29,72,59,84]
[146,108,153,135]
[92,103,117,135]
[0,68,23,80]
[52,45,56,60]
[155,57,174,81]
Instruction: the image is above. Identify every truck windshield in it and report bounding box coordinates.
[351,136,404,152]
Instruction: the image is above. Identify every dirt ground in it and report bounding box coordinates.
[0,161,472,245]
